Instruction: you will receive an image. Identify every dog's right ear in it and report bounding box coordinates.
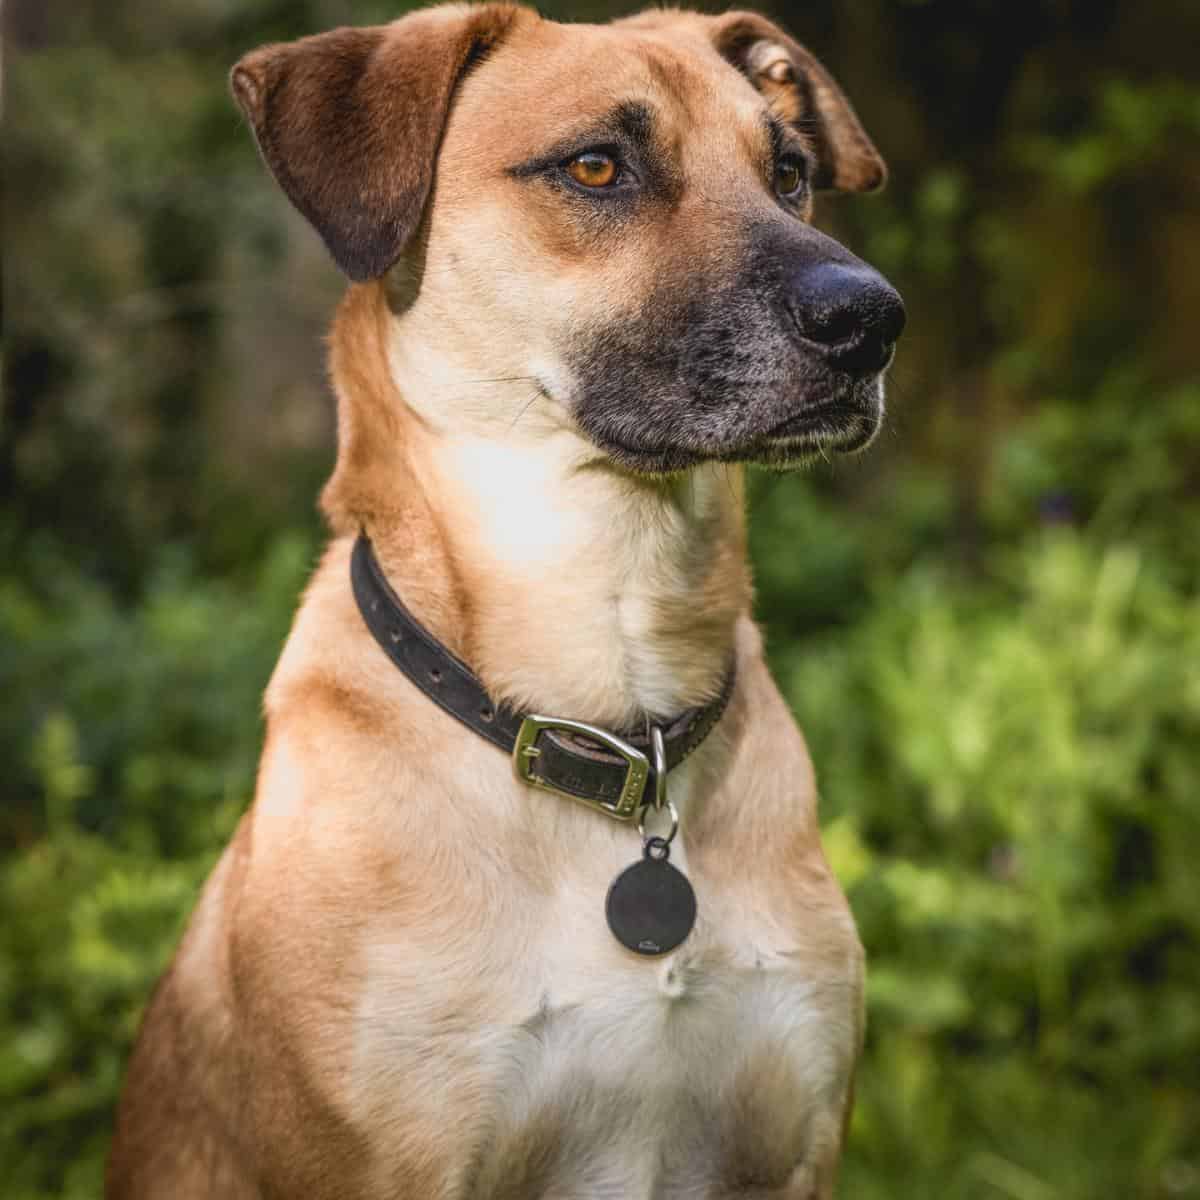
[712,11,886,193]
[231,4,525,282]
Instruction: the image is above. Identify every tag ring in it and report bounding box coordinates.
[638,799,679,847]
[649,724,667,812]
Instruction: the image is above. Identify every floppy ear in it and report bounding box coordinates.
[713,11,886,193]
[231,4,525,282]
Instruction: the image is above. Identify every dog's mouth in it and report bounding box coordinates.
[763,400,879,447]
[740,396,882,467]
[577,384,885,476]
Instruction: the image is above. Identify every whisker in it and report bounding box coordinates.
[507,388,544,433]
[463,374,542,386]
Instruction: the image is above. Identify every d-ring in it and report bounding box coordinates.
[638,799,679,847]
[649,724,667,812]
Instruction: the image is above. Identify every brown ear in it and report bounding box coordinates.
[713,11,886,193]
[231,4,525,282]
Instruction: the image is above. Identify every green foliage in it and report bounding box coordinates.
[0,537,315,1198]
[775,532,1200,1198]
[4,0,1199,1196]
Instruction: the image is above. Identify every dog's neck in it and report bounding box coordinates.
[324,285,749,730]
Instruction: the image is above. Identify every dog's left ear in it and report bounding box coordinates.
[713,11,886,193]
[231,4,525,282]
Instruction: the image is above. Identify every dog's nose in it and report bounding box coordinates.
[789,261,906,375]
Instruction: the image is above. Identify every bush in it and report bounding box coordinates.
[775,532,1200,1198]
[0,534,315,1199]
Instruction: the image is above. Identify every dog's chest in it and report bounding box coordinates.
[473,959,850,1198]
[352,880,858,1199]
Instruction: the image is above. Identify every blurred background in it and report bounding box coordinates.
[4,0,1199,1195]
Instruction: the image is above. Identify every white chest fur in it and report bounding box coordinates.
[349,779,858,1200]
[467,956,853,1198]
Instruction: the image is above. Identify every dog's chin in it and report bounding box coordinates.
[735,403,883,469]
[583,390,885,477]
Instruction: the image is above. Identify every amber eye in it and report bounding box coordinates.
[775,157,806,199]
[566,152,619,189]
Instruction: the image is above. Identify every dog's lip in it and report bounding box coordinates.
[592,410,878,473]
[757,402,878,451]
[762,403,856,439]
[574,387,882,472]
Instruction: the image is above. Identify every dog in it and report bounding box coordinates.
[106,6,904,1197]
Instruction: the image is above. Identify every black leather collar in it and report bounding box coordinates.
[350,534,734,815]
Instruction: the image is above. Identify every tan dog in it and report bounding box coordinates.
[107,6,903,1197]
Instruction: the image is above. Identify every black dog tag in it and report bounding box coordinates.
[605,837,696,957]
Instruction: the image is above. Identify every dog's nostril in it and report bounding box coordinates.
[802,305,860,347]
[840,337,896,376]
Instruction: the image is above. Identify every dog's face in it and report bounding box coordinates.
[233,4,904,474]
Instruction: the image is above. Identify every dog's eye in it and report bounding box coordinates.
[566,152,619,189]
[774,156,806,199]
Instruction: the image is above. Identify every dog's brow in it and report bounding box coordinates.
[763,110,815,169]
[507,100,659,178]
[611,100,654,153]
[763,112,792,158]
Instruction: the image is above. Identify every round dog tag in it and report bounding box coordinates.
[605,837,696,957]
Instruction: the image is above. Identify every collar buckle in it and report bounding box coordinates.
[513,714,649,821]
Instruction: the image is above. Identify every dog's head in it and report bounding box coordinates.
[233,4,904,475]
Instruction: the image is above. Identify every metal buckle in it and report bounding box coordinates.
[513,714,649,821]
